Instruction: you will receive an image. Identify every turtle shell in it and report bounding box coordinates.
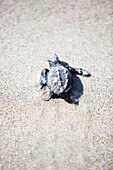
[47,66,71,95]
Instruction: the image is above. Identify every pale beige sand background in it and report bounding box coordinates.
[0,0,112,169]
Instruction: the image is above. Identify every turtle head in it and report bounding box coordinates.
[47,54,60,67]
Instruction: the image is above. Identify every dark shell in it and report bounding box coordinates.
[47,66,71,95]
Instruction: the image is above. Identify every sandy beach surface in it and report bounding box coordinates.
[0,0,112,169]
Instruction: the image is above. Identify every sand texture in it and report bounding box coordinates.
[0,0,113,169]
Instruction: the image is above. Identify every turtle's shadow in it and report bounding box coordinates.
[66,75,83,104]
[52,61,84,105]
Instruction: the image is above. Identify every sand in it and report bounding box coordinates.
[0,0,112,169]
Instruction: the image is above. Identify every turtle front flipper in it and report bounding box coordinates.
[67,66,91,77]
[36,68,49,92]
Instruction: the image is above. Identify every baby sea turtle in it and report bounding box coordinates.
[37,54,91,102]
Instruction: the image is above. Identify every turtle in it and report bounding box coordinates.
[37,54,91,103]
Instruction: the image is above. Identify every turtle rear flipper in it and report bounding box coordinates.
[44,91,54,101]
